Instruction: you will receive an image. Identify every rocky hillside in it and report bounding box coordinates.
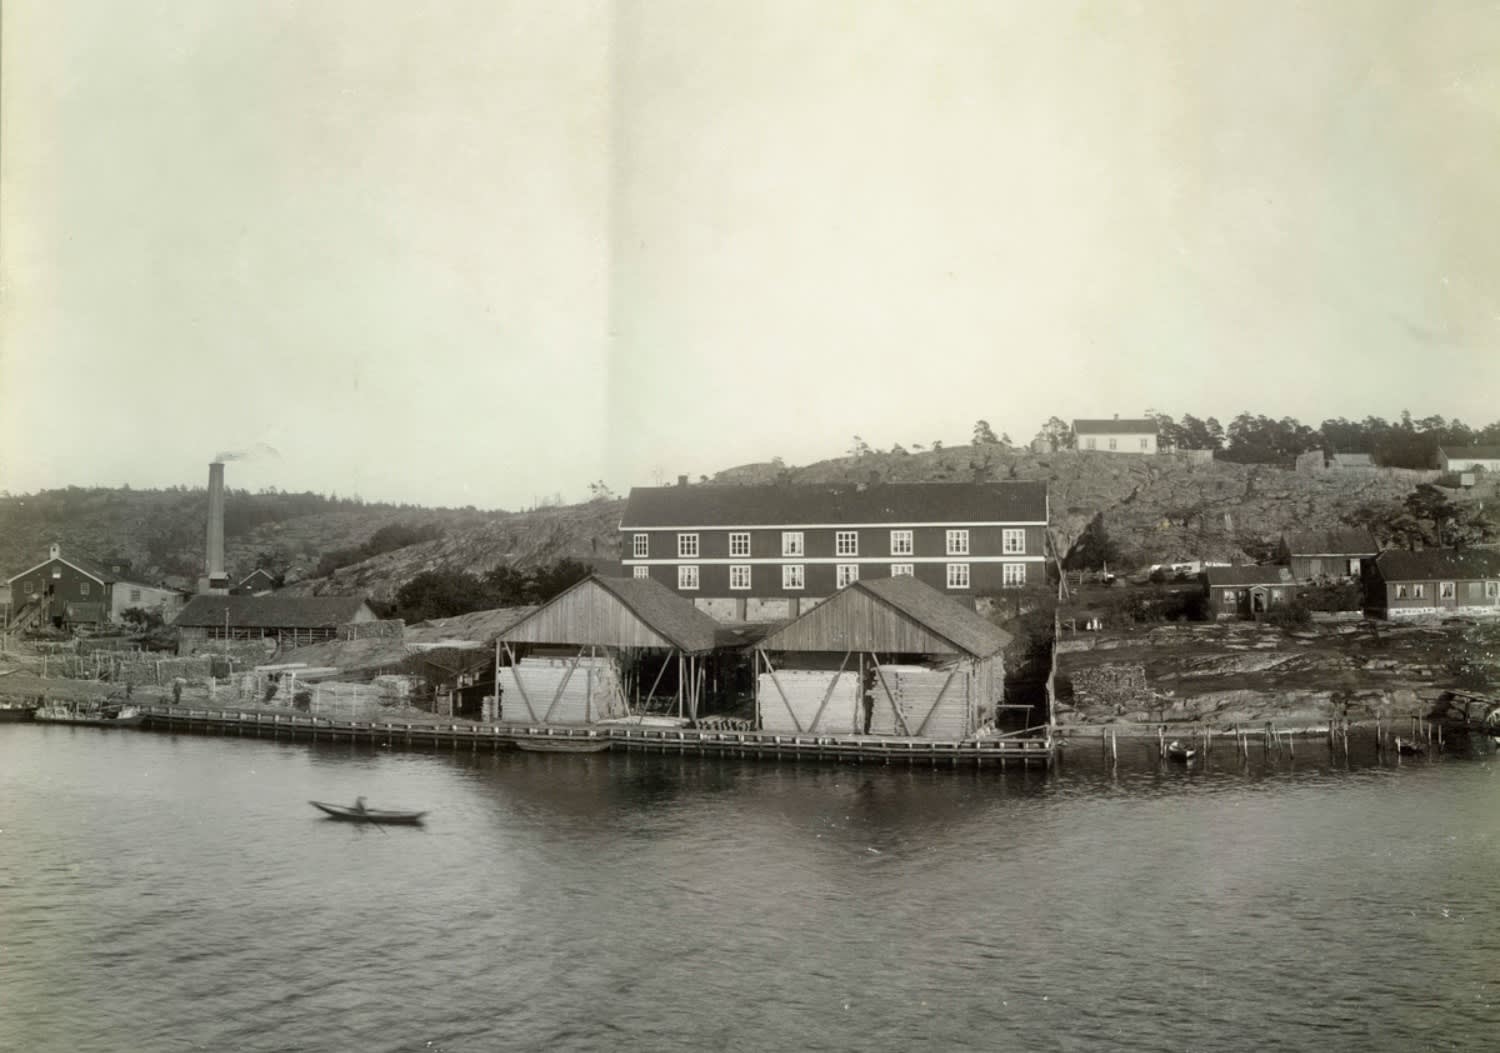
[7,445,1493,603]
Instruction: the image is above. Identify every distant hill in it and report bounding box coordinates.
[5,447,1494,603]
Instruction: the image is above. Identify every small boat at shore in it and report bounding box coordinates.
[0,700,40,722]
[1166,741,1197,763]
[1393,737,1426,757]
[309,800,427,825]
[517,736,611,754]
[34,701,143,728]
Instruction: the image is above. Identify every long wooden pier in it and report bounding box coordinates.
[134,705,1054,768]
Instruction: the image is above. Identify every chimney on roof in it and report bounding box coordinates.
[49,541,61,560]
[677,474,688,487]
[1114,413,1119,420]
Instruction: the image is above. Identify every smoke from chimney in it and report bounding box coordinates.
[214,442,281,463]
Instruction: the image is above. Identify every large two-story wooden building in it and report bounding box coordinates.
[619,480,1049,621]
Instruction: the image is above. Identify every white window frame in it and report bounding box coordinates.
[782,564,805,590]
[1347,559,1361,575]
[1139,438,1149,450]
[1108,438,1118,450]
[633,566,650,580]
[891,563,914,577]
[836,564,859,588]
[729,532,751,558]
[1412,583,1425,599]
[1396,584,1409,599]
[677,533,699,558]
[946,529,970,556]
[1002,529,1025,555]
[80,581,90,596]
[730,565,752,591]
[835,531,859,557]
[1002,563,1026,589]
[889,530,913,556]
[1085,438,1096,450]
[130,588,142,602]
[1221,590,1236,608]
[946,563,970,589]
[52,567,62,579]
[633,533,649,558]
[1440,581,1455,599]
[678,565,699,591]
[1487,581,1499,598]
[781,531,804,557]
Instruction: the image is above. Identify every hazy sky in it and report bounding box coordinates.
[4,2,1497,508]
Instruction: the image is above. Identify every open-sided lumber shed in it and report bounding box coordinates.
[754,576,1012,739]
[495,575,724,724]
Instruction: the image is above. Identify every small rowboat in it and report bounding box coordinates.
[1393,737,1426,757]
[517,737,611,754]
[1166,741,1197,763]
[309,801,427,825]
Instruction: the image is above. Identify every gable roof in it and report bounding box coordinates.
[1205,565,1293,587]
[758,575,1012,658]
[1072,418,1158,435]
[1281,529,1379,557]
[1441,445,1500,461]
[498,575,722,653]
[1374,548,1500,582]
[174,594,373,629]
[620,481,1047,528]
[6,547,115,587]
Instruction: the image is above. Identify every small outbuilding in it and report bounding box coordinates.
[1365,549,1500,618]
[1204,565,1293,619]
[753,575,1013,739]
[495,575,726,724]
[1439,445,1500,474]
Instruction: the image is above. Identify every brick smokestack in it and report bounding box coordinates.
[204,462,229,593]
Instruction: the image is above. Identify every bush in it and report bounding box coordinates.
[1264,601,1313,628]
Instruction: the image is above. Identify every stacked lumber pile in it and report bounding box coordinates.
[499,656,627,724]
[757,669,860,733]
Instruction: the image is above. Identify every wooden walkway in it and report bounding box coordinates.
[134,705,1055,768]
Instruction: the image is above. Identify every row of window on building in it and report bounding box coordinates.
[636,562,1028,591]
[1394,581,1499,601]
[1082,437,1152,450]
[635,528,1026,560]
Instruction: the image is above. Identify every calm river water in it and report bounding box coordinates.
[1,726,1496,1052]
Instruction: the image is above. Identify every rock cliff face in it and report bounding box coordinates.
[1053,620,1500,726]
[730,447,1485,567]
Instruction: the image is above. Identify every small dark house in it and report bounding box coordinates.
[1204,565,1294,619]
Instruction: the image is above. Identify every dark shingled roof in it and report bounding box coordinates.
[1374,548,1500,581]
[1072,418,1158,435]
[1282,529,1379,557]
[1441,444,1500,461]
[1205,565,1293,587]
[620,482,1047,528]
[174,594,373,629]
[758,575,1012,658]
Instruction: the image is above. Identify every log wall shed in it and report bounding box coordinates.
[494,576,728,725]
[753,575,1013,739]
